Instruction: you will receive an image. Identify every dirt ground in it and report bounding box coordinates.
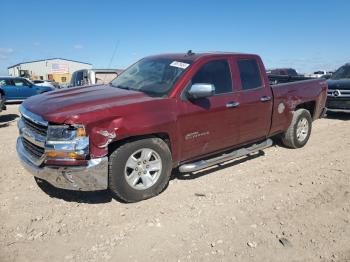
[0,104,349,262]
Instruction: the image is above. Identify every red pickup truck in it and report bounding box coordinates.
[17,52,328,202]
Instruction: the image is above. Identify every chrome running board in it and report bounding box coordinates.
[179,139,273,173]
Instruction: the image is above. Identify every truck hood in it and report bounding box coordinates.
[22,84,159,124]
[327,79,350,90]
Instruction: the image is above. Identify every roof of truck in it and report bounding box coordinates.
[147,51,253,61]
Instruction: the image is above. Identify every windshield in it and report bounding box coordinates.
[23,79,34,85]
[331,65,350,80]
[110,58,192,97]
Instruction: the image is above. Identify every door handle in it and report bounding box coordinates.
[226,101,240,108]
[260,96,272,102]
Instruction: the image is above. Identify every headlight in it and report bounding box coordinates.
[45,125,89,160]
[47,125,86,142]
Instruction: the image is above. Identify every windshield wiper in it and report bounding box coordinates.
[110,83,132,90]
[111,84,145,93]
[119,85,132,90]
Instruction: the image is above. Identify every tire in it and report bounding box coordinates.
[0,93,3,113]
[109,138,172,202]
[281,109,312,149]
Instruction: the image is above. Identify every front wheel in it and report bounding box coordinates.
[108,138,172,202]
[0,93,3,113]
[281,109,312,149]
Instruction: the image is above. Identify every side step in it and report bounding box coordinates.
[179,139,273,173]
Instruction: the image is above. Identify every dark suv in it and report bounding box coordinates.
[326,63,350,113]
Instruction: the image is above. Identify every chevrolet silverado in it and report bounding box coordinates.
[16,52,328,202]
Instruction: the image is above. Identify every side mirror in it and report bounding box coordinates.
[187,83,215,99]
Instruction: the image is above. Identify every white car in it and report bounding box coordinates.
[309,70,333,79]
[70,69,122,87]
[32,80,60,89]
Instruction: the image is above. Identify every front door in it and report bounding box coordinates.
[178,59,240,161]
[13,78,36,99]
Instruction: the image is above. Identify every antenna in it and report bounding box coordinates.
[102,40,120,84]
[107,40,120,69]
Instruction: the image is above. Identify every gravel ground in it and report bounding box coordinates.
[0,104,349,262]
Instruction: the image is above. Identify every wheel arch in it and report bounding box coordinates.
[295,100,316,118]
[108,132,172,156]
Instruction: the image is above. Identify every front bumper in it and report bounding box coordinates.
[326,96,350,113]
[17,138,108,191]
[326,108,350,113]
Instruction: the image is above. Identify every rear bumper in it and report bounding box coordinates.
[17,138,108,191]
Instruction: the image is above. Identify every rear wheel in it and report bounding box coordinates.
[109,138,172,202]
[281,109,312,148]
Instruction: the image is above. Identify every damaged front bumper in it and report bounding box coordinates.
[17,138,108,191]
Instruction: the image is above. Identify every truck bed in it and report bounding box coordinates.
[269,78,328,136]
[268,74,312,85]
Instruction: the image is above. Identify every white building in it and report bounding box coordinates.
[8,58,92,84]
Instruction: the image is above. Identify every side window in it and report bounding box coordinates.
[13,79,26,87]
[192,60,232,94]
[7,80,15,86]
[237,59,262,90]
[0,79,6,86]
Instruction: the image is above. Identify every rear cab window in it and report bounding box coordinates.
[237,59,262,90]
[191,60,233,95]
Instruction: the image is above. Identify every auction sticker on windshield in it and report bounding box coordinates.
[170,61,190,69]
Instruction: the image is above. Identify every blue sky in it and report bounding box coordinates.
[0,0,349,74]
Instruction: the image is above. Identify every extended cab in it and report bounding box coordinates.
[16,52,328,202]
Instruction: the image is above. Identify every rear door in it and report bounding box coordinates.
[234,57,273,144]
[178,58,240,161]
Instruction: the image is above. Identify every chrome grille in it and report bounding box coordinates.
[22,116,48,136]
[327,89,350,98]
[19,105,48,165]
[22,138,45,159]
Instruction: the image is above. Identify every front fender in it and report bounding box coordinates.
[87,116,178,161]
